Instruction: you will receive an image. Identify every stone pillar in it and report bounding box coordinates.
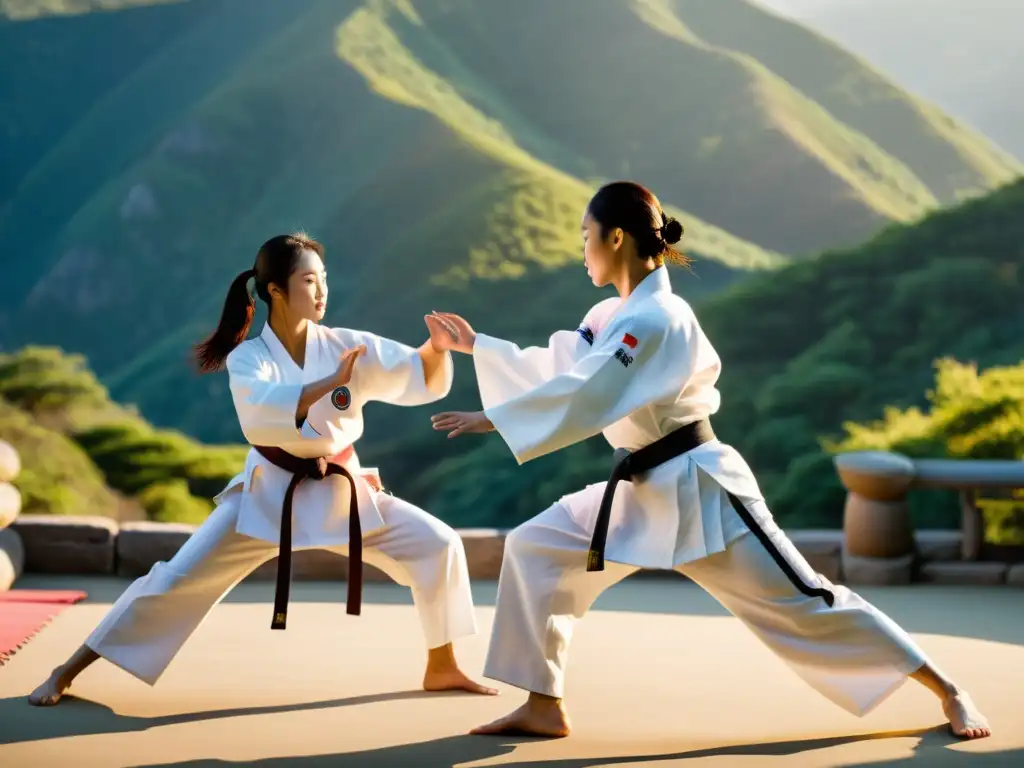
[0,439,25,590]
[833,451,917,585]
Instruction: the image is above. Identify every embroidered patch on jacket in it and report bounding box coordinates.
[331,386,352,410]
[614,348,634,368]
[621,333,638,349]
[577,325,595,345]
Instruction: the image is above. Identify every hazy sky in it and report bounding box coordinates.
[750,0,1022,159]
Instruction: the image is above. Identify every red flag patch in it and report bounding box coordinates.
[622,333,638,349]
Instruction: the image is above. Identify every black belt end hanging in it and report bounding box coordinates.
[271,474,301,630]
[345,476,363,616]
[587,460,628,572]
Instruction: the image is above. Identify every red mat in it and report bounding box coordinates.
[0,590,87,664]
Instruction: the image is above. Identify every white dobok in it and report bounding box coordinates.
[84,322,478,685]
[471,266,932,717]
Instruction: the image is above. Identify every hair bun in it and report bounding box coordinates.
[662,217,684,245]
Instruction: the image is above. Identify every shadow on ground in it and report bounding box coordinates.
[0,689,442,746]
[123,727,1019,767]
[1,691,1014,766]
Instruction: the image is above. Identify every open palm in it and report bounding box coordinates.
[426,311,476,354]
[431,410,493,438]
[425,314,458,353]
[334,344,366,386]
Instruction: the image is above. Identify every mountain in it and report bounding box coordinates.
[753,0,1024,160]
[0,0,1020,527]
[3,185,1021,532]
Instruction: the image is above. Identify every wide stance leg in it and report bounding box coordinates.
[326,492,495,696]
[29,492,276,705]
[85,492,278,686]
[680,527,928,716]
[484,502,636,698]
[679,506,990,737]
[340,493,479,650]
[472,502,636,737]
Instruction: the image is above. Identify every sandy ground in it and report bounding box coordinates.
[0,574,1021,767]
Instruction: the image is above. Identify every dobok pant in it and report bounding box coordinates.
[85,489,479,686]
[484,486,931,718]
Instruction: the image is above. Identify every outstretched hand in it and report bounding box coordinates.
[424,311,476,355]
[431,410,494,439]
[425,314,456,354]
[334,344,366,386]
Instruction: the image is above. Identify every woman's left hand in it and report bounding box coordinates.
[431,410,494,439]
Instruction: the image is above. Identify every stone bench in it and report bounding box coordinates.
[914,459,1024,561]
[834,450,1024,584]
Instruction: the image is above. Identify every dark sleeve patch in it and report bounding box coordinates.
[577,325,594,345]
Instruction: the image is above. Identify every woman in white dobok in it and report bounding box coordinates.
[29,232,495,705]
[430,181,990,740]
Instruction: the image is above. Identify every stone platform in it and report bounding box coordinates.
[15,515,1023,589]
[0,574,1021,766]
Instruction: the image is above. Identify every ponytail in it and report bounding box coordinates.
[194,269,257,373]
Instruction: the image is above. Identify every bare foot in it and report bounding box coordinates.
[470,699,571,738]
[943,691,991,739]
[423,667,498,696]
[28,668,70,707]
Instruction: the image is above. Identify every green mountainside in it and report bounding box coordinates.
[0,0,1019,528]
[2,179,1021,530]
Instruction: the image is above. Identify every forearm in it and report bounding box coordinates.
[296,373,341,424]
[418,340,450,393]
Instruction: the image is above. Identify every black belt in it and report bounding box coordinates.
[253,446,362,629]
[587,418,716,571]
[585,418,834,607]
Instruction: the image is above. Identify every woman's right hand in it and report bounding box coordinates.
[427,311,476,355]
[334,344,366,386]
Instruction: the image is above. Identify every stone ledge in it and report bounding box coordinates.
[1007,564,1024,587]
[112,524,510,583]
[116,521,199,578]
[841,550,914,585]
[248,551,390,583]
[788,530,843,582]
[914,530,962,562]
[242,529,510,583]
[6,516,1018,588]
[457,528,507,581]
[920,561,1007,585]
[12,515,118,574]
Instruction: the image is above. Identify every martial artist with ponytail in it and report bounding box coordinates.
[30,232,495,705]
